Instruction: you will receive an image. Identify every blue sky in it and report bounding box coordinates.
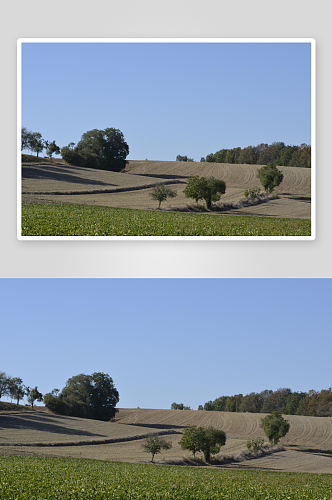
[20,40,312,161]
[1,278,330,410]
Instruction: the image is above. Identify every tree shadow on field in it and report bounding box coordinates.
[22,166,116,187]
[286,444,332,458]
[0,413,107,438]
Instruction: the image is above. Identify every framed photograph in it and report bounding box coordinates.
[18,38,315,240]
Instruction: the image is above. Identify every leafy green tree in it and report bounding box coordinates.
[75,128,129,171]
[26,386,43,409]
[246,437,264,453]
[179,425,205,459]
[261,411,290,444]
[21,127,33,151]
[179,425,226,463]
[142,434,172,463]
[44,372,119,421]
[8,377,25,405]
[176,155,188,161]
[171,402,184,410]
[46,140,61,158]
[257,163,284,193]
[0,372,11,399]
[149,184,177,209]
[197,405,203,410]
[30,132,44,157]
[184,176,226,210]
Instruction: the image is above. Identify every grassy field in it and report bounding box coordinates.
[21,203,311,237]
[1,456,331,499]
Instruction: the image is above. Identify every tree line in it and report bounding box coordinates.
[200,387,332,417]
[22,126,129,173]
[22,128,61,158]
[177,141,311,168]
[0,370,119,422]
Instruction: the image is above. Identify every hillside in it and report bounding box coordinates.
[1,408,331,473]
[21,159,311,219]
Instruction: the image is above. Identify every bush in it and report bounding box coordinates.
[246,438,264,452]
[257,163,284,193]
[244,187,260,200]
[261,411,290,444]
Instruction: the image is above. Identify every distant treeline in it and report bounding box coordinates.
[199,142,311,168]
[200,388,332,417]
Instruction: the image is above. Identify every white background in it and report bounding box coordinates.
[2,0,331,277]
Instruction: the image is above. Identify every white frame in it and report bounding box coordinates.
[17,38,316,240]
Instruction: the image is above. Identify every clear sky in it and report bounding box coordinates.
[1,278,330,410]
[20,40,312,161]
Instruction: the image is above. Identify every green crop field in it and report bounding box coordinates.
[21,203,311,237]
[1,456,331,500]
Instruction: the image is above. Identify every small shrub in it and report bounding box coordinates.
[246,437,264,452]
[244,187,261,200]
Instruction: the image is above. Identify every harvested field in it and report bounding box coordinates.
[21,160,311,221]
[0,411,168,445]
[22,162,169,194]
[126,161,312,197]
[115,408,332,451]
[1,408,331,473]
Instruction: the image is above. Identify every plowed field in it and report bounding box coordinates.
[1,409,331,473]
[22,160,311,220]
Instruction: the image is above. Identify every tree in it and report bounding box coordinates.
[149,184,177,209]
[8,377,25,405]
[257,163,284,193]
[30,132,44,157]
[171,402,184,410]
[45,140,61,158]
[0,372,10,399]
[179,425,226,463]
[21,127,33,151]
[176,155,188,161]
[183,176,226,210]
[44,372,119,421]
[26,386,43,409]
[179,425,205,459]
[261,411,290,444]
[75,127,129,171]
[142,434,172,463]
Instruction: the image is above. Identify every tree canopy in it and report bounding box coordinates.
[261,411,290,445]
[142,434,172,463]
[149,184,177,209]
[61,128,129,172]
[183,176,226,209]
[257,163,284,193]
[44,372,119,421]
[179,425,226,463]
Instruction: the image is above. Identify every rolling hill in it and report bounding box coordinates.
[1,407,330,473]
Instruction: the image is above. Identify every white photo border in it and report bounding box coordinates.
[17,38,316,241]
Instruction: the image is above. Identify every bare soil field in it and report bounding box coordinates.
[22,159,311,219]
[126,161,312,197]
[1,408,331,473]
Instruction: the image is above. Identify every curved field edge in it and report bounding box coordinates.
[1,456,331,500]
[21,203,311,236]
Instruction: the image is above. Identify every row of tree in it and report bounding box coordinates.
[22,128,61,158]
[177,141,311,168]
[0,371,43,408]
[200,387,332,417]
[0,371,119,422]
